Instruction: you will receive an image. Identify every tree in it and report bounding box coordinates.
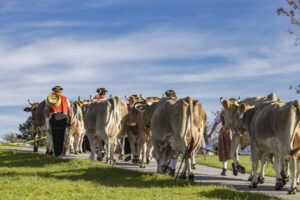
[2,132,18,143]
[18,116,34,141]
[277,0,300,45]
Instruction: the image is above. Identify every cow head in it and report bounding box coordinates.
[24,99,40,114]
[134,102,158,130]
[221,97,255,134]
[125,95,144,106]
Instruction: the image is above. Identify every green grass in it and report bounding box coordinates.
[0,149,282,200]
[195,155,276,177]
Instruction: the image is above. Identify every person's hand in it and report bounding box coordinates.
[208,134,212,140]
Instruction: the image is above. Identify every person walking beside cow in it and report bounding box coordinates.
[208,104,237,176]
[48,86,71,157]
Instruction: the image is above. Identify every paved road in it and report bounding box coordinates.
[1,146,299,199]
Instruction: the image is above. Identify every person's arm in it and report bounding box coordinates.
[208,122,219,139]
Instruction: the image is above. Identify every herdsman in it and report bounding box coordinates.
[208,100,238,176]
[49,86,71,157]
[94,88,108,100]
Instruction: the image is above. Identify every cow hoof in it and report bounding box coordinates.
[79,150,82,154]
[249,182,257,188]
[191,163,196,170]
[179,173,187,180]
[248,175,253,181]
[33,147,38,152]
[288,187,297,195]
[146,159,150,164]
[233,168,238,176]
[74,152,79,155]
[161,165,169,174]
[139,164,146,168]
[237,165,246,174]
[97,157,103,161]
[275,182,284,191]
[297,182,300,186]
[257,176,265,184]
[188,174,194,181]
[119,154,124,160]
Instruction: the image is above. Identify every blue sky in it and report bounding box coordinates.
[0,0,299,137]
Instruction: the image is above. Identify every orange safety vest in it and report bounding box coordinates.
[50,94,70,116]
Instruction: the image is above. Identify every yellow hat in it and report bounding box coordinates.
[47,92,61,108]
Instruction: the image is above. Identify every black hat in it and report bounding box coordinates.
[52,86,63,92]
[96,88,108,94]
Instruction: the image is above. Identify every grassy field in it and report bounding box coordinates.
[195,155,276,177]
[0,149,282,200]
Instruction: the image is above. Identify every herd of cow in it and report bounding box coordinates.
[24,92,300,195]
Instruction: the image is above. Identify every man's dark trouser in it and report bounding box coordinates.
[50,113,68,157]
[124,137,131,155]
[82,135,91,152]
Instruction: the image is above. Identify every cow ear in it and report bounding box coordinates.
[221,100,229,109]
[239,103,254,113]
[240,103,247,113]
[24,107,32,112]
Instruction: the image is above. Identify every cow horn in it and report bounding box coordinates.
[140,94,147,101]
[125,96,129,100]
[219,97,223,102]
[109,94,112,98]
[89,95,93,100]
[28,99,34,106]
[78,96,84,104]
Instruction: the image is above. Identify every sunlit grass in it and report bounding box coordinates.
[0,149,281,200]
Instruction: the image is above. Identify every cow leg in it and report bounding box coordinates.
[33,129,39,152]
[153,142,163,173]
[288,156,298,194]
[146,140,153,164]
[230,134,240,176]
[296,159,300,186]
[191,153,196,170]
[257,153,266,184]
[74,135,80,154]
[119,136,125,160]
[46,132,54,155]
[273,155,284,190]
[97,138,104,161]
[130,139,138,164]
[249,148,258,188]
[110,138,117,166]
[78,133,84,154]
[87,133,96,160]
[68,135,74,153]
[138,138,147,168]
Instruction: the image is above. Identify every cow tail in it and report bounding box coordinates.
[187,96,194,154]
[290,100,300,156]
[290,146,300,156]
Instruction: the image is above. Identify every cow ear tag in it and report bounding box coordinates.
[239,113,244,119]
[139,106,143,110]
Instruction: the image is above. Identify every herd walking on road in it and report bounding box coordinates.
[23,86,300,195]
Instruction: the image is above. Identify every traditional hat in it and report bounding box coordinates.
[47,92,61,108]
[52,86,63,93]
[96,88,108,94]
